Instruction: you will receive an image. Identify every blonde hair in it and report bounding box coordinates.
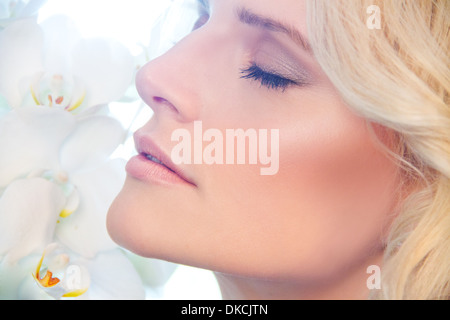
[306,0,450,299]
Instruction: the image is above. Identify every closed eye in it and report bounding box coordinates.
[240,63,298,91]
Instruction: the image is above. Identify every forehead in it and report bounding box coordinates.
[213,0,308,36]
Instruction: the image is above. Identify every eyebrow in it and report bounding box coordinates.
[236,7,312,54]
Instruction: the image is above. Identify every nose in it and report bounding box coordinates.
[135,35,206,123]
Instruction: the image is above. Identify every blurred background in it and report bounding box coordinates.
[38,0,221,300]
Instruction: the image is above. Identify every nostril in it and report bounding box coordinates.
[153,96,179,114]
[153,96,165,103]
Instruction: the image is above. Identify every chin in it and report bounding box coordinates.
[106,175,199,261]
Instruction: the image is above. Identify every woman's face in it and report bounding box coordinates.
[108,0,399,284]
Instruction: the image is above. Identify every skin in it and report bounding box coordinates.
[107,0,401,299]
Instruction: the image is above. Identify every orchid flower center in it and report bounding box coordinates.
[34,252,61,288]
[33,247,90,299]
[30,73,85,112]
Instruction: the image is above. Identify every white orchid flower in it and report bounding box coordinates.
[28,243,144,300]
[1,243,146,299]
[0,0,47,29]
[0,15,135,114]
[0,106,75,189]
[31,243,91,299]
[0,106,147,299]
[0,106,126,257]
[0,5,176,300]
[0,177,66,264]
[0,93,10,117]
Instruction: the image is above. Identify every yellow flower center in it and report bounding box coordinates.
[34,252,60,288]
[30,74,85,112]
[33,249,90,299]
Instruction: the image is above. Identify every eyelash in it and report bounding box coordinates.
[240,64,298,91]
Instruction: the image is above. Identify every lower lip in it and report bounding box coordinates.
[126,154,192,186]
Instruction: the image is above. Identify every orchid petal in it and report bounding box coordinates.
[0,94,11,117]
[59,115,125,173]
[0,18,44,107]
[59,187,79,218]
[60,263,90,298]
[81,249,145,300]
[0,178,66,264]
[0,2,8,20]
[0,253,51,300]
[17,272,54,300]
[39,15,81,76]
[71,38,135,109]
[18,0,48,18]
[0,106,76,188]
[55,159,126,258]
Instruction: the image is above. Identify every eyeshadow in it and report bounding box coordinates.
[253,37,313,84]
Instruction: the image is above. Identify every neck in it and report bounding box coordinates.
[214,251,384,300]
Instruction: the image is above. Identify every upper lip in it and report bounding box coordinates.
[133,131,196,186]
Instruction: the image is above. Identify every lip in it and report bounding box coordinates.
[126,132,196,187]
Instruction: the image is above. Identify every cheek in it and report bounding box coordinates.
[271,98,400,265]
[283,110,397,210]
[253,96,398,272]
